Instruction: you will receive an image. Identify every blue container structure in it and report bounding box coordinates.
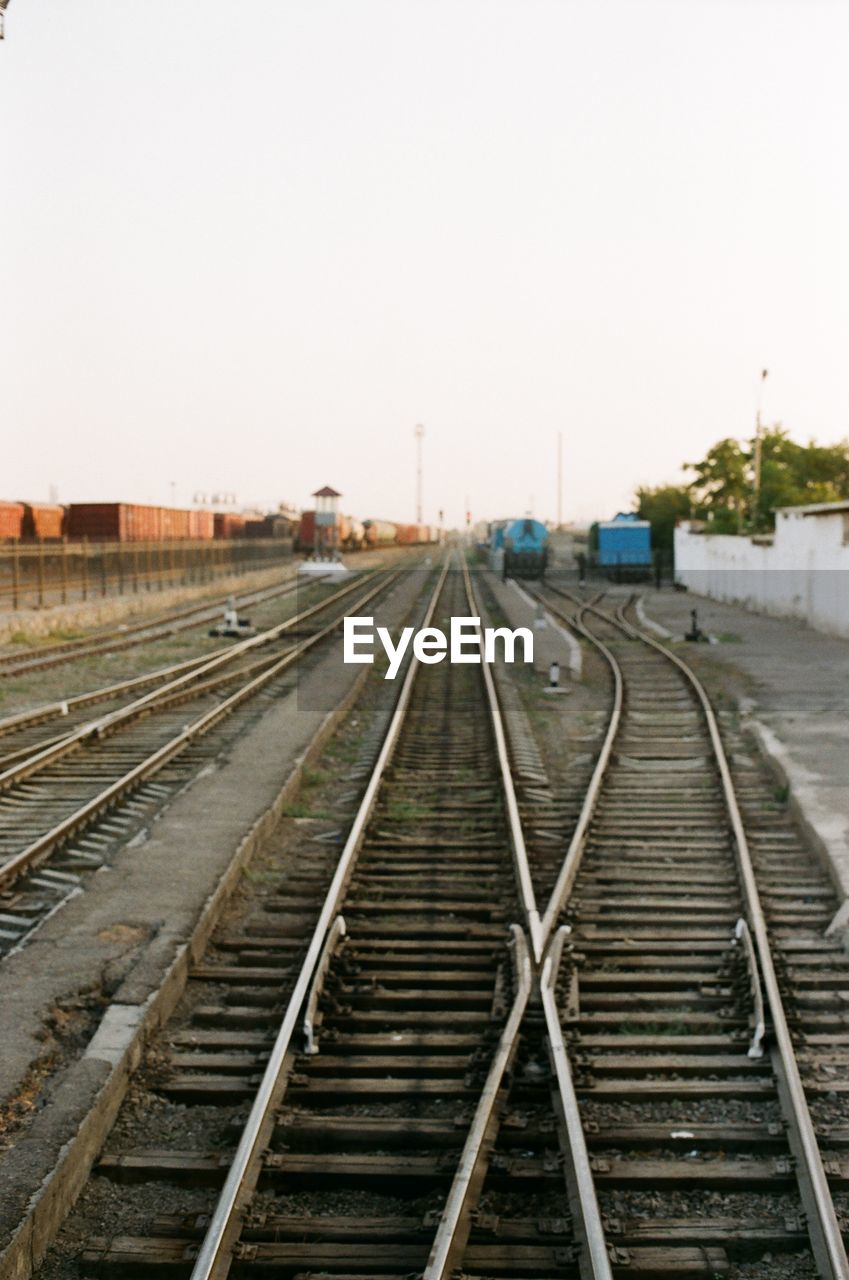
[502,517,549,579]
[597,513,652,580]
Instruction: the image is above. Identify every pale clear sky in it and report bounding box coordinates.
[2,1,848,525]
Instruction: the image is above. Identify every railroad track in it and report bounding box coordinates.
[0,572,314,678]
[0,568,404,955]
[0,573,357,773]
[526,580,849,1278]
[61,559,597,1278]
[18,563,849,1278]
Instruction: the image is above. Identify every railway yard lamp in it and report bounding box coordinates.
[414,424,425,524]
[752,368,769,517]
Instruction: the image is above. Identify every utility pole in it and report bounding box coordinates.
[557,431,563,529]
[753,369,768,521]
[414,424,425,524]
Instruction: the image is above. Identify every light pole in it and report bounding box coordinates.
[753,369,768,520]
[414,424,425,524]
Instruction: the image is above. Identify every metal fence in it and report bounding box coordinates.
[0,538,294,611]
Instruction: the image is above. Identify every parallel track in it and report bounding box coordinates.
[0,577,352,774]
[529,580,849,1278]
[0,573,311,678]
[20,565,849,1279]
[0,570,403,955]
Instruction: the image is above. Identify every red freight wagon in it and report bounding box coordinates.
[161,507,191,540]
[22,503,65,540]
[67,503,166,541]
[213,513,247,539]
[297,510,316,549]
[0,501,24,540]
[189,510,214,539]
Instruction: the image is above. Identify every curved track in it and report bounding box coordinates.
[17,564,849,1280]
[530,579,849,1279]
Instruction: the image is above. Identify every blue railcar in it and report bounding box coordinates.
[597,513,652,580]
[503,517,549,579]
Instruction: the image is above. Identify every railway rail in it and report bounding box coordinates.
[12,562,849,1278]
[0,568,405,955]
[0,572,362,772]
[0,571,314,678]
[528,579,849,1278]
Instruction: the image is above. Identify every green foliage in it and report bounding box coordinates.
[687,437,751,530]
[643,427,849,534]
[635,485,692,551]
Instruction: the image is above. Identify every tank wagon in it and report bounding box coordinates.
[597,512,653,580]
[502,517,549,579]
[363,519,398,546]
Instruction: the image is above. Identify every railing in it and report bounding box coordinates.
[0,538,293,611]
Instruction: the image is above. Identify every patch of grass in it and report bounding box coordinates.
[717,632,743,644]
[381,798,433,823]
[773,783,789,804]
[278,801,328,819]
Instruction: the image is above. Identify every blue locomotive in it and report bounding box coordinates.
[597,512,652,580]
[502,517,549,579]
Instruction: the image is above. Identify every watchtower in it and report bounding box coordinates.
[312,485,341,557]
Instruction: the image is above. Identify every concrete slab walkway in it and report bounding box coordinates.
[637,586,849,921]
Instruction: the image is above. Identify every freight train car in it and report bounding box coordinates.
[363,519,398,546]
[0,501,24,541]
[67,503,163,541]
[597,512,652,580]
[66,503,212,542]
[297,510,353,552]
[213,512,247,539]
[22,503,65,540]
[189,510,215,539]
[503,517,549,579]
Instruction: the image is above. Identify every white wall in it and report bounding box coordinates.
[674,507,849,639]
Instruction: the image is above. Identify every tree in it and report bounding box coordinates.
[686,437,751,532]
[635,485,692,552]
[683,429,849,533]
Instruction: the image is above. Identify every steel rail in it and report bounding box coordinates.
[423,924,533,1280]
[541,926,614,1280]
[462,562,543,960]
[0,570,340,735]
[0,572,311,676]
[422,567,611,1275]
[188,557,450,1280]
[0,570,376,793]
[0,569,401,894]
[515,584,624,952]
[0,646,300,772]
[0,647,242,739]
[606,597,849,1280]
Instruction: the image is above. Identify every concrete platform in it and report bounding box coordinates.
[637,586,849,927]
[479,571,582,682]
